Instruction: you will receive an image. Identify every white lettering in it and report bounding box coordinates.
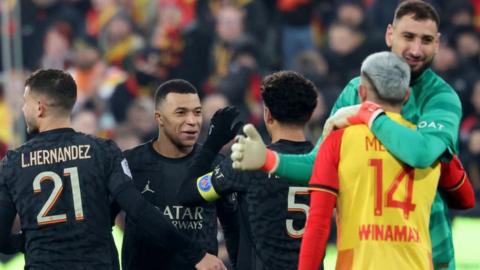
[163,206,173,219]
[418,121,445,130]
[194,207,203,219]
[173,205,182,219]
[182,207,193,219]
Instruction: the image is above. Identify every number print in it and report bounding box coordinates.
[33,167,84,225]
[286,186,310,238]
[369,159,416,219]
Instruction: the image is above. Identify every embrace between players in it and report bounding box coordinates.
[0,1,476,270]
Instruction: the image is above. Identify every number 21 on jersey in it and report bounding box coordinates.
[33,167,84,225]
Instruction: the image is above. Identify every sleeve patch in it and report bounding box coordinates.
[121,159,132,179]
[196,172,220,201]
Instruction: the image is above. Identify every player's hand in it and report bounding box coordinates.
[322,101,383,137]
[204,106,243,153]
[231,124,279,172]
[195,253,227,270]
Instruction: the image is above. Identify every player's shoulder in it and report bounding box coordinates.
[1,149,19,162]
[80,133,120,153]
[123,141,151,164]
[323,128,348,148]
[420,69,457,95]
[268,140,313,154]
[347,76,361,86]
[0,149,19,173]
[341,76,361,94]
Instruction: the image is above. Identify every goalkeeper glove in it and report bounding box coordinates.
[323,101,383,137]
[231,124,279,172]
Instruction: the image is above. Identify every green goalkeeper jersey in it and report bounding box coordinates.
[276,68,462,269]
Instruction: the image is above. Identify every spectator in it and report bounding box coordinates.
[217,38,262,126]
[72,109,99,135]
[204,4,251,94]
[40,22,74,70]
[460,80,480,145]
[99,14,145,67]
[124,97,157,142]
[277,0,316,69]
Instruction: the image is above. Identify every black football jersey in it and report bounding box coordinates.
[122,140,235,270]
[210,140,313,270]
[0,128,133,269]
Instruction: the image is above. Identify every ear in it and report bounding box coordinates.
[403,88,411,104]
[385,24,394,48]
[154,111,164,126]
[37,100,46,118]
[264,106,273,124]
[358,84,368,102]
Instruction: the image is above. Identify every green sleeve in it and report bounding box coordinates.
[274,78,361,184]
[371,90,462,168]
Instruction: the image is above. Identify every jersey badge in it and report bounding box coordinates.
[121,159,132,179]
[141,180,155,194]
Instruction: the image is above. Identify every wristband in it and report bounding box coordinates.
[260,149,279,173]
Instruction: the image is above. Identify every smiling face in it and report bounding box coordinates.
[156,92,202,150]
[386,14,439,79]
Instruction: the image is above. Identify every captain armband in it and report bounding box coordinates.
[196,172,220,202]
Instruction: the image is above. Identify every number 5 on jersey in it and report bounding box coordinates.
[286,186,309,238]
[33,167,84,225]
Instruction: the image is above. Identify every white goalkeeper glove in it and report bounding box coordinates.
[322,101,384,138]
[230,124,279,172]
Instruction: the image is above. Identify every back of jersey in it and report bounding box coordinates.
[337,116,440,270]
[242,140,313,270]
[1,129,125,269]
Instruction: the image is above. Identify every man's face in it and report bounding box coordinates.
[22,86,40,134]
[156,93,202,149]
[386,14,439,78]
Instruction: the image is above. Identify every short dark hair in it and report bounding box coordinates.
[25,69,77,112]
[394,0,440,28]
[261,71,317,125]
[154,79,198,108]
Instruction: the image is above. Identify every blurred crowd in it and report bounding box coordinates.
[0,0,479,215]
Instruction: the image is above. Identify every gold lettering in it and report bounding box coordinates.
[21,154,29,168]
[83,144,92,159]
[58,148,65,162]
[37,150,43,165]
[71,145,78,160]
[30,151,37,166]
[20,145,93,167]
[379,143,386,152]
[43,150,50,164]
[365,136,376,151]
[64,147,71,160]
[49,149,57,163]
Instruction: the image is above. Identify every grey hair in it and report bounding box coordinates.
[360,51,410,104]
